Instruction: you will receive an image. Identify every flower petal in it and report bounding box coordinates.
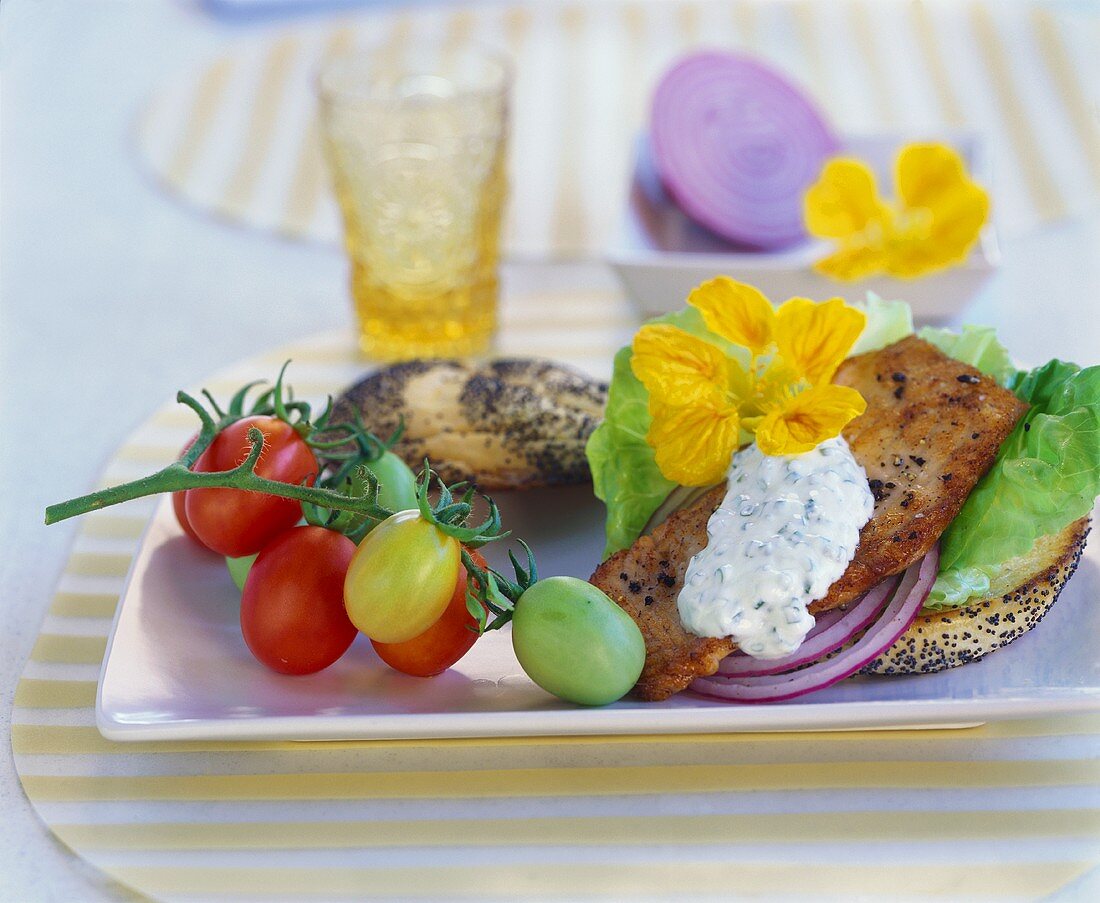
[813,242,891,281]
[804,158,892,240]
[887,190,989,278]
[688,276,775,354]
[774,297,867,385]
[896,143,975,212]
[648,399,741,486]
[890,142,990,277]
[755,384,866,456]
[631,323,732,407]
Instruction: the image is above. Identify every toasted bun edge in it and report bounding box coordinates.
[861,517,1091,675]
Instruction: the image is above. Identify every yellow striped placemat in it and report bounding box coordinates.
[137,0,1100,257]
[13,289,1100,900]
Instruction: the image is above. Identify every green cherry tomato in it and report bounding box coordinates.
[367,451,420,512]
[511,576,645,706]
[226,553,258,591]
[343,510,461,644]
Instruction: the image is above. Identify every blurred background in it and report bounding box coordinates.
[2,1,1098,899]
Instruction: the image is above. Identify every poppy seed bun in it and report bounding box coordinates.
[862,517,1090,675]
[327,358,608,490]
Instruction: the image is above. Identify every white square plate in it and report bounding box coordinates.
[97,489,1100,741]
[607,133,1000,323]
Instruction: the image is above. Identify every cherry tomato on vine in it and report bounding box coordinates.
[241,526,358,675]
[372,550,487,677]
[344,510,460,644]
[511,576,645,706]
[368,451,419,512]
[184,416,317,558]
[171,433,210,549]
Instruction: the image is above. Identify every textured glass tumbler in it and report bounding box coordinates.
[317,48,510,361]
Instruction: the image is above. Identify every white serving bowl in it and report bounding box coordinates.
[607,133,998,323]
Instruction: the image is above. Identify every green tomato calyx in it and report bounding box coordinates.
[308,407,405,464]
[412,460,508,549]
[461,539,539,634]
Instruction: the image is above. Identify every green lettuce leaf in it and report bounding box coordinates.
[586,344,675,559]
[928,359,1100,608]
[586,306,731,558]
[917,324,1018,386]
[1013,359,1081,409]
[850,293,914,356]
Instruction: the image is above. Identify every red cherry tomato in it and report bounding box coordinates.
[371,550,487,677]
[241,526,358,675]
[171,433,210,548]
[184,416,317,557]
[172,488,205,545]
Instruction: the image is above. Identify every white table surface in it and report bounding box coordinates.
[2,1,1098,900]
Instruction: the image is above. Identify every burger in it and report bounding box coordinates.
[586,286,1099,702]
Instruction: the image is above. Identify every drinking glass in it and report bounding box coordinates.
[317,47,511,360]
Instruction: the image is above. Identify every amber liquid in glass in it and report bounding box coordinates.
[328,139,506,360]
[319,52,510,361]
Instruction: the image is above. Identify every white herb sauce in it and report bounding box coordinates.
[677,437,874,659]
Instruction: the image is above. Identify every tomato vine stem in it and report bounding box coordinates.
[47,367,527,628]
[45,428,395,526]
[46,365,399,528]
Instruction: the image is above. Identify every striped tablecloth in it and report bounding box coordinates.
[137,0,1100,258]
[12,287,1100,900]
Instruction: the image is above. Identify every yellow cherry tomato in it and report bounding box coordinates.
[343,510,461,644]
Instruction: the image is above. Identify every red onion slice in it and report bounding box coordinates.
[649,51,839,250]
[715,576,900,678]
[721,604,846,662]
[690,546,940,703]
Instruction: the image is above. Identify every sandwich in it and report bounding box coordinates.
[586,281,1099,702]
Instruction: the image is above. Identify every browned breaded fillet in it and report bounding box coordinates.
[590,486,733,700]
[820,336,1028,610]
[591,336,1028,701]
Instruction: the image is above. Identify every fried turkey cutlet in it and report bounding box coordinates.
[590,336,1029,701]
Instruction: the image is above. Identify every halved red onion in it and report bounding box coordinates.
[690,546,940,703]
[715,575,900,678]
[649,51,839,250]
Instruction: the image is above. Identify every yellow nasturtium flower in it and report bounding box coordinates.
[773,297,865,386]
[755,383,867,456]
[688,278,775,353]
[804,142,990,281]
[648,397,742,488]
[630,277,867,484]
